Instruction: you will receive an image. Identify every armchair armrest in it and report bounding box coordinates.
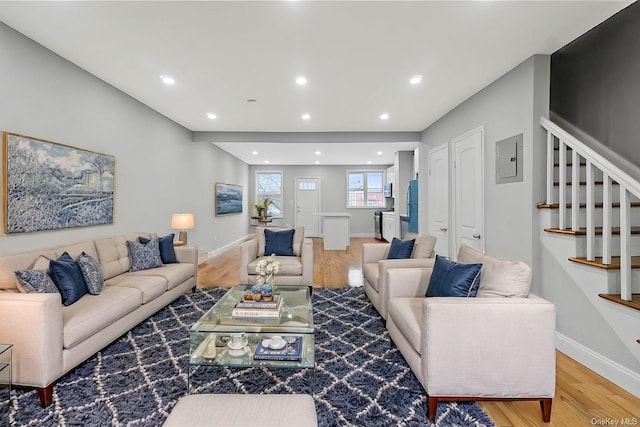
[301,238,314,284]
[0,293,64,388]
[362,243,390,264]
[239,238,258,283]
[378,258,436,318]
[421,296,556,398]
[386,267,433,300]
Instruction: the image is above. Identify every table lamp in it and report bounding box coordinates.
[172,213,195,245]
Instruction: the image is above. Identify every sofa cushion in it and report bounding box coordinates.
[62,285,142,349]
[404,233,436,259]
[388,297,423,355]
[49,252,88,306]
[127,238,163,272]
[257,227,304,257]
[54,240,98,261]
[387,238,415,259]
[14,270,59,294]
[426,255,482,298]
[76,252,104,295]
[104,274,168,303]
[248,256,302,276]
[362,262,380,292]
[94,233,148,280]
[264,229,295,256]
[139,234,177,264]
[127,263,194,291]
[457,244,532,298]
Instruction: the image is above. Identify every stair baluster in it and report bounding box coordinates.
[586,160,595,261]
[603,174,612,265]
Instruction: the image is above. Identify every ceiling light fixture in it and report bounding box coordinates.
[302,113,311,120]
[315,161,320,165]
[206,112,217,119]
[264,160,270,164]
[252,151,259,155]
[380,113,389,120]
[377,151,383,155]
[367,161,372,164]
[410,75,423,84]
[160,75,175,85]
[296,76,307,85]
[315,151,321,155]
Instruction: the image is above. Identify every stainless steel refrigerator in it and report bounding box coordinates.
[407,179,419,233]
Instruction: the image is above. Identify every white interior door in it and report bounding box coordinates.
[452,127,484,254]
[427,144,450,257]
[295,177,320,237]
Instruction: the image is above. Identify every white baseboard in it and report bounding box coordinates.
[556,331,640,398]
[199,235,250,264]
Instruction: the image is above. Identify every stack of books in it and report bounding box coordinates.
[232,295,283,318]
[254,336,303,362]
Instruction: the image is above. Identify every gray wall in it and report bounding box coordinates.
[418,55,549,283]
[0,22,249,257]
[249,164,391,237]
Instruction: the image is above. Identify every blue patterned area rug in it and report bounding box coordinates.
[8,287,494,426]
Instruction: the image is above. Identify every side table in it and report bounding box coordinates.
[0,344,12,427]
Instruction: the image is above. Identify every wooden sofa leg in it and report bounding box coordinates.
[540,398,552,422]
[37,384,54,407]
[428,396,438,421]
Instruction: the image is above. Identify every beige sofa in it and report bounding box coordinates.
[240,226,313,286]
[362,233,436,319]
[0,233,198,406]
[384,245,556,422]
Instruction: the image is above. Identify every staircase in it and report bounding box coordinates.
[538,117,640,395]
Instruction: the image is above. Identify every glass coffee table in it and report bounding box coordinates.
[189,285,314,374]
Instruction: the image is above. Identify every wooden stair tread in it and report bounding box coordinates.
[537,202,640,209]
[599,294,640,311]
[544,227,640,236]
[569,256,640,269]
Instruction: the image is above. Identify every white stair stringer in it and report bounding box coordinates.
[540,226,640,397]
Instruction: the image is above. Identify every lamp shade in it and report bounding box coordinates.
[171,213,195,230]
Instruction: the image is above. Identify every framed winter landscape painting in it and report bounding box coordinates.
[2,132,115,233]
[215,182,243,216]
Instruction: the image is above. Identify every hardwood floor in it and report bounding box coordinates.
[197,237,640,426]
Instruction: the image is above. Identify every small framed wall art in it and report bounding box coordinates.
[2,132,115,233]
[215,182,243,216]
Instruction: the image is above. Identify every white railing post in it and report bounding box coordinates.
[602,174,612,264]
[559,140,566,230]
[586,160,595,261]
[571,150,580,231]
[547,131,554,204]
[620,187,631,301]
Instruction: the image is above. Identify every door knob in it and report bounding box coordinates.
[439,227,448,232]
[473,233,481,239]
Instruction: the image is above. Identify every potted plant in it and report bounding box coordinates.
[254,198,272,221]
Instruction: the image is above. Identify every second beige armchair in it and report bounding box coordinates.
[362,233,436,319]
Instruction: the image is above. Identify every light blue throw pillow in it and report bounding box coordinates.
[15,270,59,294]
[76,252,104,295]
[127,238,163,272]
[426,255,482,298]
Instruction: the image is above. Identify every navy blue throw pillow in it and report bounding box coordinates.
[140,234,177,264]
[49,252,88,306]
[387,238,415,259]
[426,255,482,298]
[264,229,295,256]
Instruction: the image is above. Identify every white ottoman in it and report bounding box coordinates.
[163,394,318,427]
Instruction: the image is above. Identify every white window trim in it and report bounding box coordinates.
[255,170,284,218]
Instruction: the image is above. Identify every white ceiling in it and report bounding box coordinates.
[0,1,632,165]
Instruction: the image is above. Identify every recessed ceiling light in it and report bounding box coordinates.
[252,151,259,155]
[377,151,383,155]
[206,112,217,119]
[264,160,270,164]
[367,161,372,164]
[302,113,311,120]
[410,75,423,85]
[160,75,175,85]
[380,113,389,120]
[296,76,307,85]
[315,161,320,164]
[315,151,321,155]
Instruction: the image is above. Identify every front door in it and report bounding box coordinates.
[452,127,484,254]
[427,143,450,257]
[295,177,320,237]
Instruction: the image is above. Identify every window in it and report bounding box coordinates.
[256,171,283,217]
[347,170,385,208]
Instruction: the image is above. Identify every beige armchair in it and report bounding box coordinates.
[362,233,436,319]
[240,226,313,286]
[384,246,556,423]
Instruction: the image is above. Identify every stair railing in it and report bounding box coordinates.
[541,116,640,301]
